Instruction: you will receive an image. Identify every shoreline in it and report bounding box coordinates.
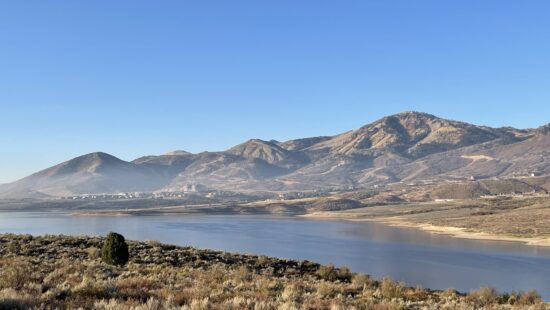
[70,209,550,248]
[5,207,550,248]
[302,212,550,247]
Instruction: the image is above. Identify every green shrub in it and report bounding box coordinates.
[101,232,129,266]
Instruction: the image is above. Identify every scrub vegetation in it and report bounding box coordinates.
[0,234,546,309]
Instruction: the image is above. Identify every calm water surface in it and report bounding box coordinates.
[1,212,550,299]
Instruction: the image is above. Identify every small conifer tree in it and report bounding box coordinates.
[101,232,129,265]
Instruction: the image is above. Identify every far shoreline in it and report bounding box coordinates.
[4,205,550,248]
[302,212,550,248]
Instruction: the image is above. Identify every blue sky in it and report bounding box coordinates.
[1,1,549,183]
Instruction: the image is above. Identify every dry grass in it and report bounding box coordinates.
[0,234,546,309]
[312,196,550,239]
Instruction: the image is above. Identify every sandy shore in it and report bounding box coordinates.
[303,212,550,247]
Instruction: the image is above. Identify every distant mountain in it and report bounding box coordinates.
[306,112,511,157]
[226,139,309,169]
[1,112,548,197]
[227,139,295,164]
[0,152,169,198]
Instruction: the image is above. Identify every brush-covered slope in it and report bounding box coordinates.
[307,112,512,158]
[279,136,331,151]
[272,112,525,189]
[1,112,548,197]
[227,139,308,169]
[132,151,196,179]
[164,151,293,192]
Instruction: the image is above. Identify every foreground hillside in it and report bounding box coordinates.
[1,112,549,198]
[0,234,546,309]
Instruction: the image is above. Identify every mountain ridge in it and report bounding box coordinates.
[1,112,547,198]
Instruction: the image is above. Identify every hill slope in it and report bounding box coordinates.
[0,152,169,198]
[1,112,548,197]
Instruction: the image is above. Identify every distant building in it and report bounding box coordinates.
[181,183,207,193]
[182,184,196,192]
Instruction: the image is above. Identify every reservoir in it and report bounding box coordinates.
[1,212,550,299]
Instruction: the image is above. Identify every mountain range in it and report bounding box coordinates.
[1,111,549,198]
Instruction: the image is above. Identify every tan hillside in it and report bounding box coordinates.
[1,112,548,197]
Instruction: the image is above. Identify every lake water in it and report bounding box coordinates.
[1,212,550,299]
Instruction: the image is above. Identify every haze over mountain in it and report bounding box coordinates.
[1,112,548,198]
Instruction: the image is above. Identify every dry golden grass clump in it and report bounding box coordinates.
[0,234,547,309]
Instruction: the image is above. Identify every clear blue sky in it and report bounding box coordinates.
[1,1,549,183]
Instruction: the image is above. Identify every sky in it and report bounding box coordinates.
[1,1,549,183]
